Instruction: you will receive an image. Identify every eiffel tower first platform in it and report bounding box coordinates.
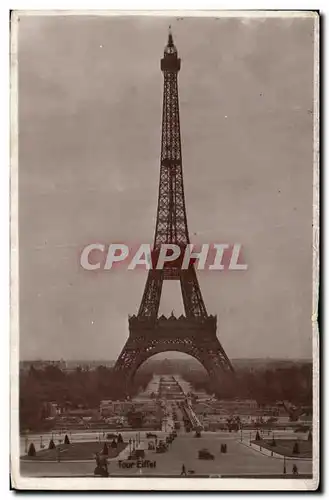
[114,30,235,396]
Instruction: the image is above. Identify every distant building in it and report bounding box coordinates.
[64,408,99,418]
[20,359,67,372]
[194,399,260,417]
[100,400,134,416]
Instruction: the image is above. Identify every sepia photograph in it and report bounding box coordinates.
[10,10,319,490]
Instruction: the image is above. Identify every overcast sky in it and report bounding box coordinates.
[18,14,315,361]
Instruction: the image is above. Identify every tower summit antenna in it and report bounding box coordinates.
[168,25,174,47]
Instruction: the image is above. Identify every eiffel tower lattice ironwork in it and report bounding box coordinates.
[114,29,234,395]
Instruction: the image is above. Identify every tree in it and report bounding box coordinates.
[64,434,70,445]
[28,442,36,457]
[48,439,56,450]
[102,443,109,455]
[293,442,300,454]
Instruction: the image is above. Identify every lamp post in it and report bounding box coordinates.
[249,431,252,446]
[283,455,286,475]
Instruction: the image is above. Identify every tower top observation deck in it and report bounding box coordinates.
[161,26,181,73]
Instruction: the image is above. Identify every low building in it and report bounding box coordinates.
[64,408,100,419]
[100,400,134,416]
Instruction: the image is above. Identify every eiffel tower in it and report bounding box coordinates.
[114,29,234,396]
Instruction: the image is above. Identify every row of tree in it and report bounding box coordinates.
[20,361,312,431]
[182,364,312,406]
[20,364,153,431]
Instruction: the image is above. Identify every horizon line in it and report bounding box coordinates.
[19,356,313,362]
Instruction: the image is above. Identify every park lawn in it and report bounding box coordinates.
[22,441,127,461]
[252,439,312,458]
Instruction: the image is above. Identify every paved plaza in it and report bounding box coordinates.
[20,429,312,478]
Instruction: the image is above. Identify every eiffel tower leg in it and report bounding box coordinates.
[180,267,207,318]
[138,270,164,319]
[113,339,144,397]
[203,348,237,397]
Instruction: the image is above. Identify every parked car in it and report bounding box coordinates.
[106,433,118,439]
[156,440,168,453]
[198,448,215,460]
[294,425,310,433]
[134,449,145,459]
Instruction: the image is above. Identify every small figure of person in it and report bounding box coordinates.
[100,454,108,475]
[94,452,102,476]
[292,463,299,476]
[181,464,187,476]
[95,452,109,476]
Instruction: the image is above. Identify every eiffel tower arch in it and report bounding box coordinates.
[114,29,235,396]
